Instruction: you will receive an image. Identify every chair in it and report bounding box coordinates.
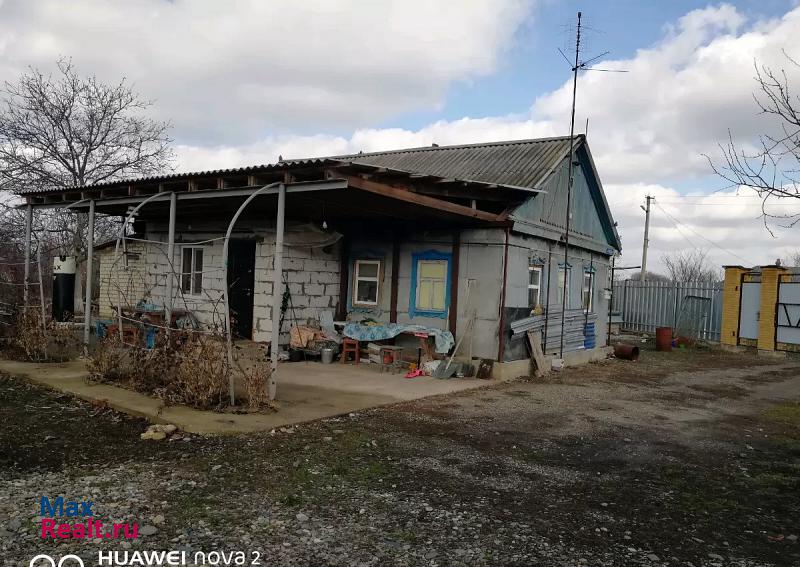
[379,345,404,374]
[340,338,360,364]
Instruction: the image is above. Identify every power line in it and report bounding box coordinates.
[654,202,751,264]
[656,202,800,207]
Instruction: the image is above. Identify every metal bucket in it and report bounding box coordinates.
[320,347,335,364]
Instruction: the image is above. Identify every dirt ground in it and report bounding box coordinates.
[1,344,799,566]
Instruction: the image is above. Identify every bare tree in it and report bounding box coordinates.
[0,59,174,306]
[0,59,174,253]
[661,250,721,282]
[625,270,669,282]
[777,249,800,267]
[708,52,800,230]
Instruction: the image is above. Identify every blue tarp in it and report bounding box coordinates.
[342,323,454,354]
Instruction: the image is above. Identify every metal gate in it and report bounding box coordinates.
[777,273,800,352]
[738,272,761,346]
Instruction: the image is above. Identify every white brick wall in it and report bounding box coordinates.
[95,227,341,346]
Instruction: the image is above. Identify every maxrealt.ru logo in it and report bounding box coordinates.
[39,496,138,540]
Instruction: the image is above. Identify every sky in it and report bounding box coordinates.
[1,0,800,273]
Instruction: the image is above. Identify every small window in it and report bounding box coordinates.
[582,271,594,312]
[353,259,381,306]
[557,266,571,308]
[181,247,204,295]
[528,264,542,308]
[415,259,448,312]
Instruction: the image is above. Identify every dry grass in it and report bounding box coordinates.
[87,334,274,411]
[11,307,77,362]
[163,336,229,410]
[242,360,271,411]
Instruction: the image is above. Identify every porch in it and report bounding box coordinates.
[0,357,487,434]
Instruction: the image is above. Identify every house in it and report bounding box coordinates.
[19,136,621,379]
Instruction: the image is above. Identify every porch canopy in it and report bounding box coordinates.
[23,158,541,227]
[17,143,551,402]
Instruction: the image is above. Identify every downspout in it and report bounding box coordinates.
[496,227,510,362]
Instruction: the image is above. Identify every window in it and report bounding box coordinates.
[353,259,381,306]
[582,271,594,312]
[528,264,542,308]
[557,266,571,307]
[415,260,448,312]
[181,247,204,295]
[409,250,451,318]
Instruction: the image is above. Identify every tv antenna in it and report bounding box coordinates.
[557,11,627,359]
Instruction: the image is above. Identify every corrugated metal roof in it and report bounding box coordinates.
[17,137,577,195]
[293,136,577,190]
[14,158,338,194]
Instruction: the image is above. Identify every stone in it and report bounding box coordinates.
[139,525,159,536]
[7,519,21,531]
[296,512,309,523]
[707,553,724,561]
[152,514,165,524]
[787,534,798,543]
[646,553,660,561]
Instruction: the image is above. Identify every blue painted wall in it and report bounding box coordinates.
[512,146,619,252]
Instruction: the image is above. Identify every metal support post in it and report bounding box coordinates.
[268,183,287,400]
[83,200,95,354]
[23,204,32,308]
[165,192,177,339]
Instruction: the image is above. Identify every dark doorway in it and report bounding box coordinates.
[227,240,256,339]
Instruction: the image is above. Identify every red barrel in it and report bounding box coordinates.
[655,327,673,351]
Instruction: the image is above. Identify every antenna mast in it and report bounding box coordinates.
[559,11,582,359]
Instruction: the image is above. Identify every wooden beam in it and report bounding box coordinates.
[187,180,198,192]
[449,230,460,337]
[390,233,400,323]
[339,173,500,222]
[336,234,350,320]
[216,178,225,189]
[247,175,257,187]
[410,184,516,202]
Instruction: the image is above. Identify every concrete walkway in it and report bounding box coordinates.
[0,358,488,435]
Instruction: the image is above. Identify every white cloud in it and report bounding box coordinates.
[0,0,533,143]
[171,3,800,272]
[5,1,800,271]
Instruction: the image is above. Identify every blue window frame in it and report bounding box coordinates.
[409,250,452,319]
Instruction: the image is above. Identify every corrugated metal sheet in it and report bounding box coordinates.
[16,137,576,195]
[322,136,574,190]
[15,158,338,194]
[611,280,723,341]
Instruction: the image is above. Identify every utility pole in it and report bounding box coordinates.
[639,195,653,281]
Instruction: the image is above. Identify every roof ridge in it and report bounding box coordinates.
[284,135,580,163]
